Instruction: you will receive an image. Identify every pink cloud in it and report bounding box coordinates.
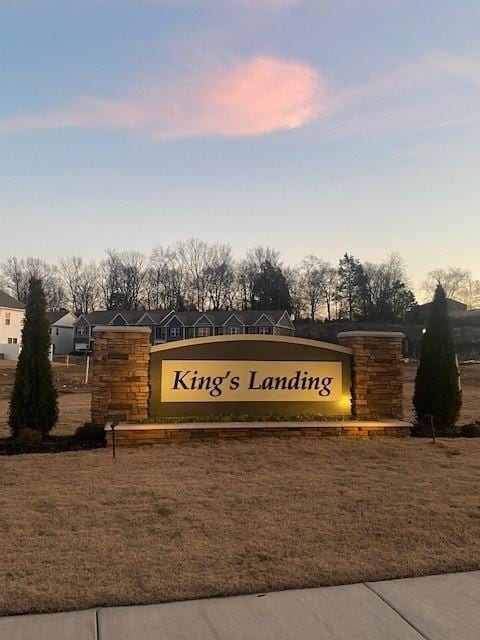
[0,56,325,140]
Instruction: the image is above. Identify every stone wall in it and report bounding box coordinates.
[90,329,406,429]
[338,331,404,420]
[91,326,151,425]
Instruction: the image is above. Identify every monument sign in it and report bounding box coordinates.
[149,335,352,418]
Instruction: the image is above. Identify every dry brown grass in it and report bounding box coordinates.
[1,361,480,617]
[0,394,91,438]
[2,437,480,616]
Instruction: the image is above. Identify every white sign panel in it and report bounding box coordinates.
[161,360,343,403]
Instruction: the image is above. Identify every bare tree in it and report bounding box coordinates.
[1,257,25,302]
[205,244,235,310]
[423,267,471,302]
[461,279,480,310]
[59,256,99,313]
[299,256,334,320]
[99,250,123,310]
[1,257,65,311]
[118,251,148,310]
[175,239,212,311]
[362,255,415,321]
[321,266,338,321]
[284,267,303,320]
[146,247,186,310]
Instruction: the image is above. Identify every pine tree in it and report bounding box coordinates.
[252,260,292,313]
[413,284,461,432]
[9,277,59,438]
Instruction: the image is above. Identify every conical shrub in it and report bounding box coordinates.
[413,285,461,432]
[9,277,59,438]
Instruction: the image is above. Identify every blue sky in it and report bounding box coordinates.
[1,0,479,290]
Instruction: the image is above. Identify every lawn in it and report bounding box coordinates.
[2,437,480,616]
[1,360,480,617]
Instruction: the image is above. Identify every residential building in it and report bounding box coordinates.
[0,290,25,360]
[416,298,468,321]
[412,298,480,323]
[73,309,294,352]
[47,311,77,355]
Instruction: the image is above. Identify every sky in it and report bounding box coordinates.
[1,0,479,293]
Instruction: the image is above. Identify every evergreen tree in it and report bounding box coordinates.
[337,253,366,320]
[252,260,292,313]
[9,277,59,438]
[413,284,461,432]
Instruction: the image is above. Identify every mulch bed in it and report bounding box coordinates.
[0,436,105,455]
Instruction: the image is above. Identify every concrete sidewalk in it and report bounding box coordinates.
[2,571,480,639]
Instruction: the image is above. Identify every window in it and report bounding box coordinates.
[7,338,18,344]
[76,326,88,336]
[197,327,210,337]
[5,312,10,326]
[56,328,59,336]
[227,326,241,335]
[257,327,270,335]
[170,327,181,338]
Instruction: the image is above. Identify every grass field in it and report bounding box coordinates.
[1,360,480,617]
[2,438,480,616]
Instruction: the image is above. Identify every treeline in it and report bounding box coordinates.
[0,240,478,322]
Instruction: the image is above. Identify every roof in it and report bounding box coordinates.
[76,309,292,327]
[0,290,25,310]
[418,298,468,313]
[151,310,292,326]
[46,310,72,325]
[80,310,155,325]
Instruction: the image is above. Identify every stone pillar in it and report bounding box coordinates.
[91,326,151,425]
[337,331,405,420]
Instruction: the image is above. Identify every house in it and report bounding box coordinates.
[0,290,25,360]
[73,309,294,353]
[47,311,77,355]
[414,298,468,322]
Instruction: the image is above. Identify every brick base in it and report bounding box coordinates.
[106,421,412,446]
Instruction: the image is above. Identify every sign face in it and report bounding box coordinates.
[161,360,343,403]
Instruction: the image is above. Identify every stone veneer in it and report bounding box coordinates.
[90,327,407,437]
[91,326,151,425]
[338,331,405,420]
[105,420,411,446]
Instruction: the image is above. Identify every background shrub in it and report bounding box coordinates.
[74,423,105,444]
[460,423,480,438]
[16,428,43,445]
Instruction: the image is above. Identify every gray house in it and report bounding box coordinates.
[73,309,294,353]
[47,311,77,355]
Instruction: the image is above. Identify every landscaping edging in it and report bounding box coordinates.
[105,420,413,446]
